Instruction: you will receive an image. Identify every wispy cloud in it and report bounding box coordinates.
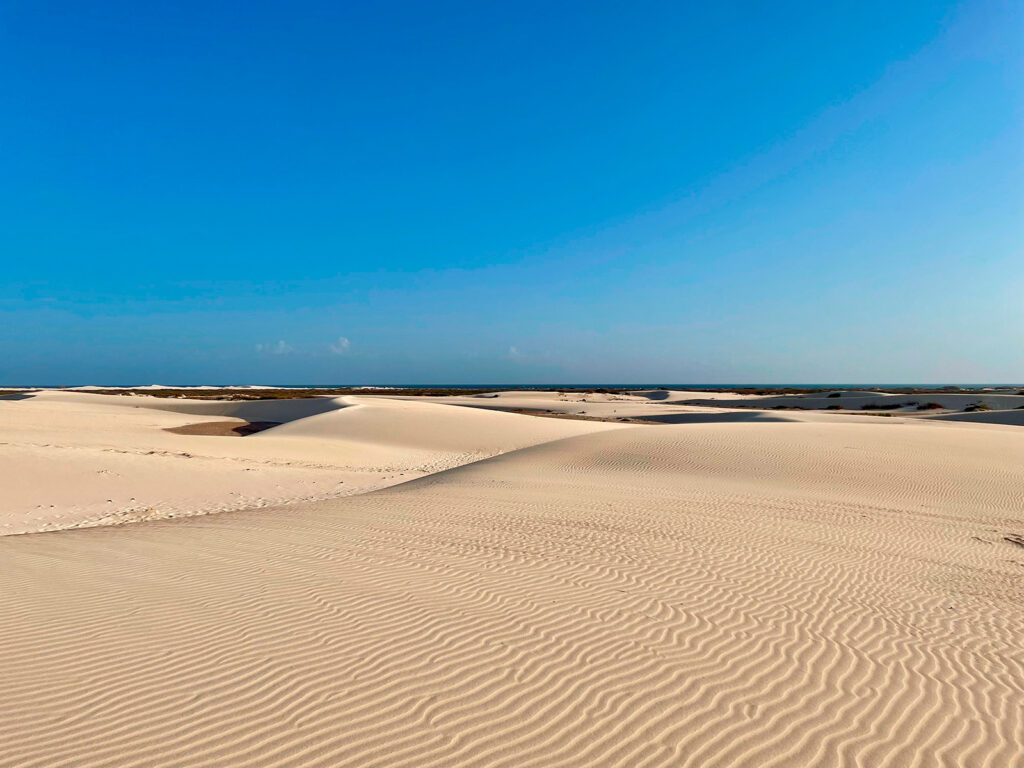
[256,340,293,355]
[329,336,351,354]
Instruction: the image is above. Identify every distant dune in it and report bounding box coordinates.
[682,389,1024,408]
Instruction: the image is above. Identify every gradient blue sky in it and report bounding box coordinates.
[2,1,1021,385]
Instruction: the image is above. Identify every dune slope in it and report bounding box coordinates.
[1,418,1022,767]
[0,392,616,533]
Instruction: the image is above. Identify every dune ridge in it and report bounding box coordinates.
[1,411,1022,767]
[0,391,617,534]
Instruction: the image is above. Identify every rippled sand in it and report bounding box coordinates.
[1,392,1022,767]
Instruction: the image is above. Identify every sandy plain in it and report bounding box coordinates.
[1,388,1022,767]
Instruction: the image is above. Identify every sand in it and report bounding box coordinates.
[0,391,615,534]
[410,388,1024,426]
[1,391,1022,767]
[399,390,783,426]
[680,389,1024,424]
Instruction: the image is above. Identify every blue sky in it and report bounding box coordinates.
[2,1,1021,384]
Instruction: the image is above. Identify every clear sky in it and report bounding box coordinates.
[2,1,1021,385]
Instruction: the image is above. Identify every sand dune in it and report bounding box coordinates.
[1,403,1022,767]
[632,388,766,403]
[684,391,1024,412]
[0,391,615,534]
[123,392,349,422]
[414,389,758,422]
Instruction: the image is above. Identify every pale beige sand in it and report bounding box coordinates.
[0,391,616,534]
[412,388,1024,426]
[411,389,764,422]
[1,404,1023,767]
[684,390,1024,414]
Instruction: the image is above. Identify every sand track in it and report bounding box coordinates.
[1,412,1022,767]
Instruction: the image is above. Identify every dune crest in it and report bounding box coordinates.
[0,391,617,534]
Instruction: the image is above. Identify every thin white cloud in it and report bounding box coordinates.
[329,336,351,354]
[258,340,292,355]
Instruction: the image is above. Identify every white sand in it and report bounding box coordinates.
[681,390,1024,423]
[0,391,615,534]
[408,389,766,422]
[1,391,1022,767]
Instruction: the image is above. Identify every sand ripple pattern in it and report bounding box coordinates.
[1,422,1022,767]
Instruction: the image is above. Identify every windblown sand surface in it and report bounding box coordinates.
[1,392,1023,767]
[0,391,614,534]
